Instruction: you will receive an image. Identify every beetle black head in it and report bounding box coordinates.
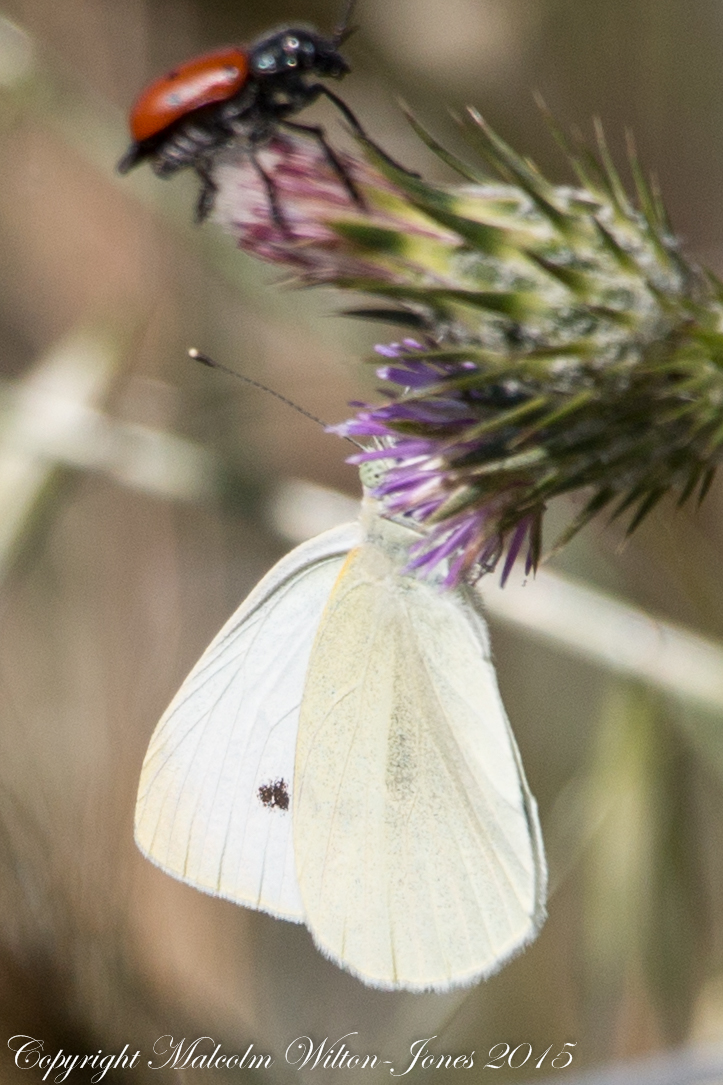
[249,27,350,80]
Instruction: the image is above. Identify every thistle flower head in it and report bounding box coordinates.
[211,112,723,586]
[334,338,542,586]
[212,134,433,282]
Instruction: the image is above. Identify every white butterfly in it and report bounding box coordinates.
[135,490,547,991]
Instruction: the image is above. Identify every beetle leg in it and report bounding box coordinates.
[310,85,420,178]
[248,148,291,233]
[194,164,219,223]
[117,141,147,175]
[279,118,365,209]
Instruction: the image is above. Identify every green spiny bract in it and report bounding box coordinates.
[212,111,723,582]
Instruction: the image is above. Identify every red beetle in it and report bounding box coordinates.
[118,1,363,222]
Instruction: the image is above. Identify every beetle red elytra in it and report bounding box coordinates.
[118,0,366,223]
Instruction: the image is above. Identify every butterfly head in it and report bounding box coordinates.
[358,457,394,495]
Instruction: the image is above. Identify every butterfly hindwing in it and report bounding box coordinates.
[135,520,361,920]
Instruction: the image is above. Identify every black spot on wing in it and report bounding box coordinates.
[258,778,290,811]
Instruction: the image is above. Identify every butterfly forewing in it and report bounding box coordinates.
[135,520,361,921]
[294,512,546,990]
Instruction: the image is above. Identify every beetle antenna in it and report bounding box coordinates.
[188,349,363,448]
[333,0,357,46]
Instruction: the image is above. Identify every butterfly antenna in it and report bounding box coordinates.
[188,349,364,448]
[189,349,328,427]
[333,0,357,46]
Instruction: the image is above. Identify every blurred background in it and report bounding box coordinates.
[2,0,723,1081]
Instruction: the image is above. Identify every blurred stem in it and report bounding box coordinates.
[583,684,707,1048]
[480,565,723,780]
[0,328,221,577]
[0,330,121,572]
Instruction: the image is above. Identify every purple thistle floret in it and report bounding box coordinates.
[333,340,539,587]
